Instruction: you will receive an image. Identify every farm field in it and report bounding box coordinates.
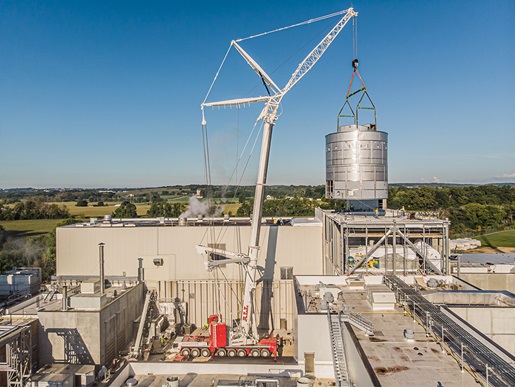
[475,230,515,248]
[47,202,151,217]
[0,219,65,237]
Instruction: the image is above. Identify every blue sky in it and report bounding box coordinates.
[1,0,514,188]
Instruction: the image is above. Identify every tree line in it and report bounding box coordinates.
[0,201,70,220]
[388,185,515,234]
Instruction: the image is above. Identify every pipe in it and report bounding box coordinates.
[99,243,105,295]
[62,285,68,311]
[138,257,144,282]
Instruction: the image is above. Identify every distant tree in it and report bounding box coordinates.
[237,200,253,216]
[75,199,88,207]
[147,202,185,217]
[113,202,138,218]
[96,201,105,207]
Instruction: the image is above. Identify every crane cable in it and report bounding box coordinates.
[236,9,350,42]
[352,14,358,61]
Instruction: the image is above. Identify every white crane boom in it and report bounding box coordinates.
[199,8,357,345]
[232,41,281,95]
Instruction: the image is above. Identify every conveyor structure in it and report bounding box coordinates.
[384,275,515,387]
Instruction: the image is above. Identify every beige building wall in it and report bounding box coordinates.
[458,273,515,293]
[56,223,322,330]
[450,307,515,356]
[57,224,323,281]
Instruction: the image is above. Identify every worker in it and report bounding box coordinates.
[374,208,379,218]
[160,335,165,348]
[276,334,284,358]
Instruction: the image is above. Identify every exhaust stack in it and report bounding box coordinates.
[99,242,105,295]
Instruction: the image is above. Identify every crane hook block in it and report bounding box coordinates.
[352,59,359,69]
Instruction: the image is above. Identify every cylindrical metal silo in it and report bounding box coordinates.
[326,124,388,200]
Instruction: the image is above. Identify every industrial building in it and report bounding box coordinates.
[1,6,514,387]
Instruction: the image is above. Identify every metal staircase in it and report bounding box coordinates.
[328,311,350,387]
[343,312,374,336]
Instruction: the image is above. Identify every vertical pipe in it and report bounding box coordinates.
[444,220,450,275]
[392,219,397,275]
[62,285,68,311]
[99,243,105,295]
[138,257,144,282]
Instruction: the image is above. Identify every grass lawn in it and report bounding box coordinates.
[476,230,515,248]
[0,219,65,238]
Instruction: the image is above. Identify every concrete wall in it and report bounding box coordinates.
[57,224,323,281]
[38,283,144,366]
[458,273,515,293]
[450,307,515,356]
[295,314,332,364]
[342,322,380,386]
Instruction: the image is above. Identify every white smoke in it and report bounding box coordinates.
[180,196,224,218]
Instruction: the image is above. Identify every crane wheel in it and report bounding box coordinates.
[217,348,227,357]
[180,348,190,356]
[250,349,260,357]
[201,348,211,357]
[190,348,200,358]
[227,349,237,357]
[237,349,247,357]
[260,349,271,357]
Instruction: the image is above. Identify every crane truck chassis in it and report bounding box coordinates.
[173,314,277,359]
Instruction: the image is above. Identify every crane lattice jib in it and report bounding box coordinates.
[282,9,357,96]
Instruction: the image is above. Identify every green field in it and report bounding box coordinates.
[0,219,65,237]
[476,230,515,248]
[48,202,151,217]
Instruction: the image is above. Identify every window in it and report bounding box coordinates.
[280,267,293,280]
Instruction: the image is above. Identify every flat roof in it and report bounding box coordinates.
[60,217,309,228]
[461,253,515,265]
[322,210,448,227]
[294,275,478,386]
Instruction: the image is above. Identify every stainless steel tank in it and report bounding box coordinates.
[326,124,388,200]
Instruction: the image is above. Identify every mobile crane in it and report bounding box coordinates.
[176,7,358,359]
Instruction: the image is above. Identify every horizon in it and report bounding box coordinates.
[2,181,515,191]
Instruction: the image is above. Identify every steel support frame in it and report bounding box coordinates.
[320,211,449,276]
[2,326,31,387]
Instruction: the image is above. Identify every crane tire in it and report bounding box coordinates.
[201,348,211,357]
[190,348,200,358]
[217,348,227,357]
[227,349,237,357]
[237,349,247,357]
[261,349,271,357]
[180,348,190,356]
[250,349,260,357]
